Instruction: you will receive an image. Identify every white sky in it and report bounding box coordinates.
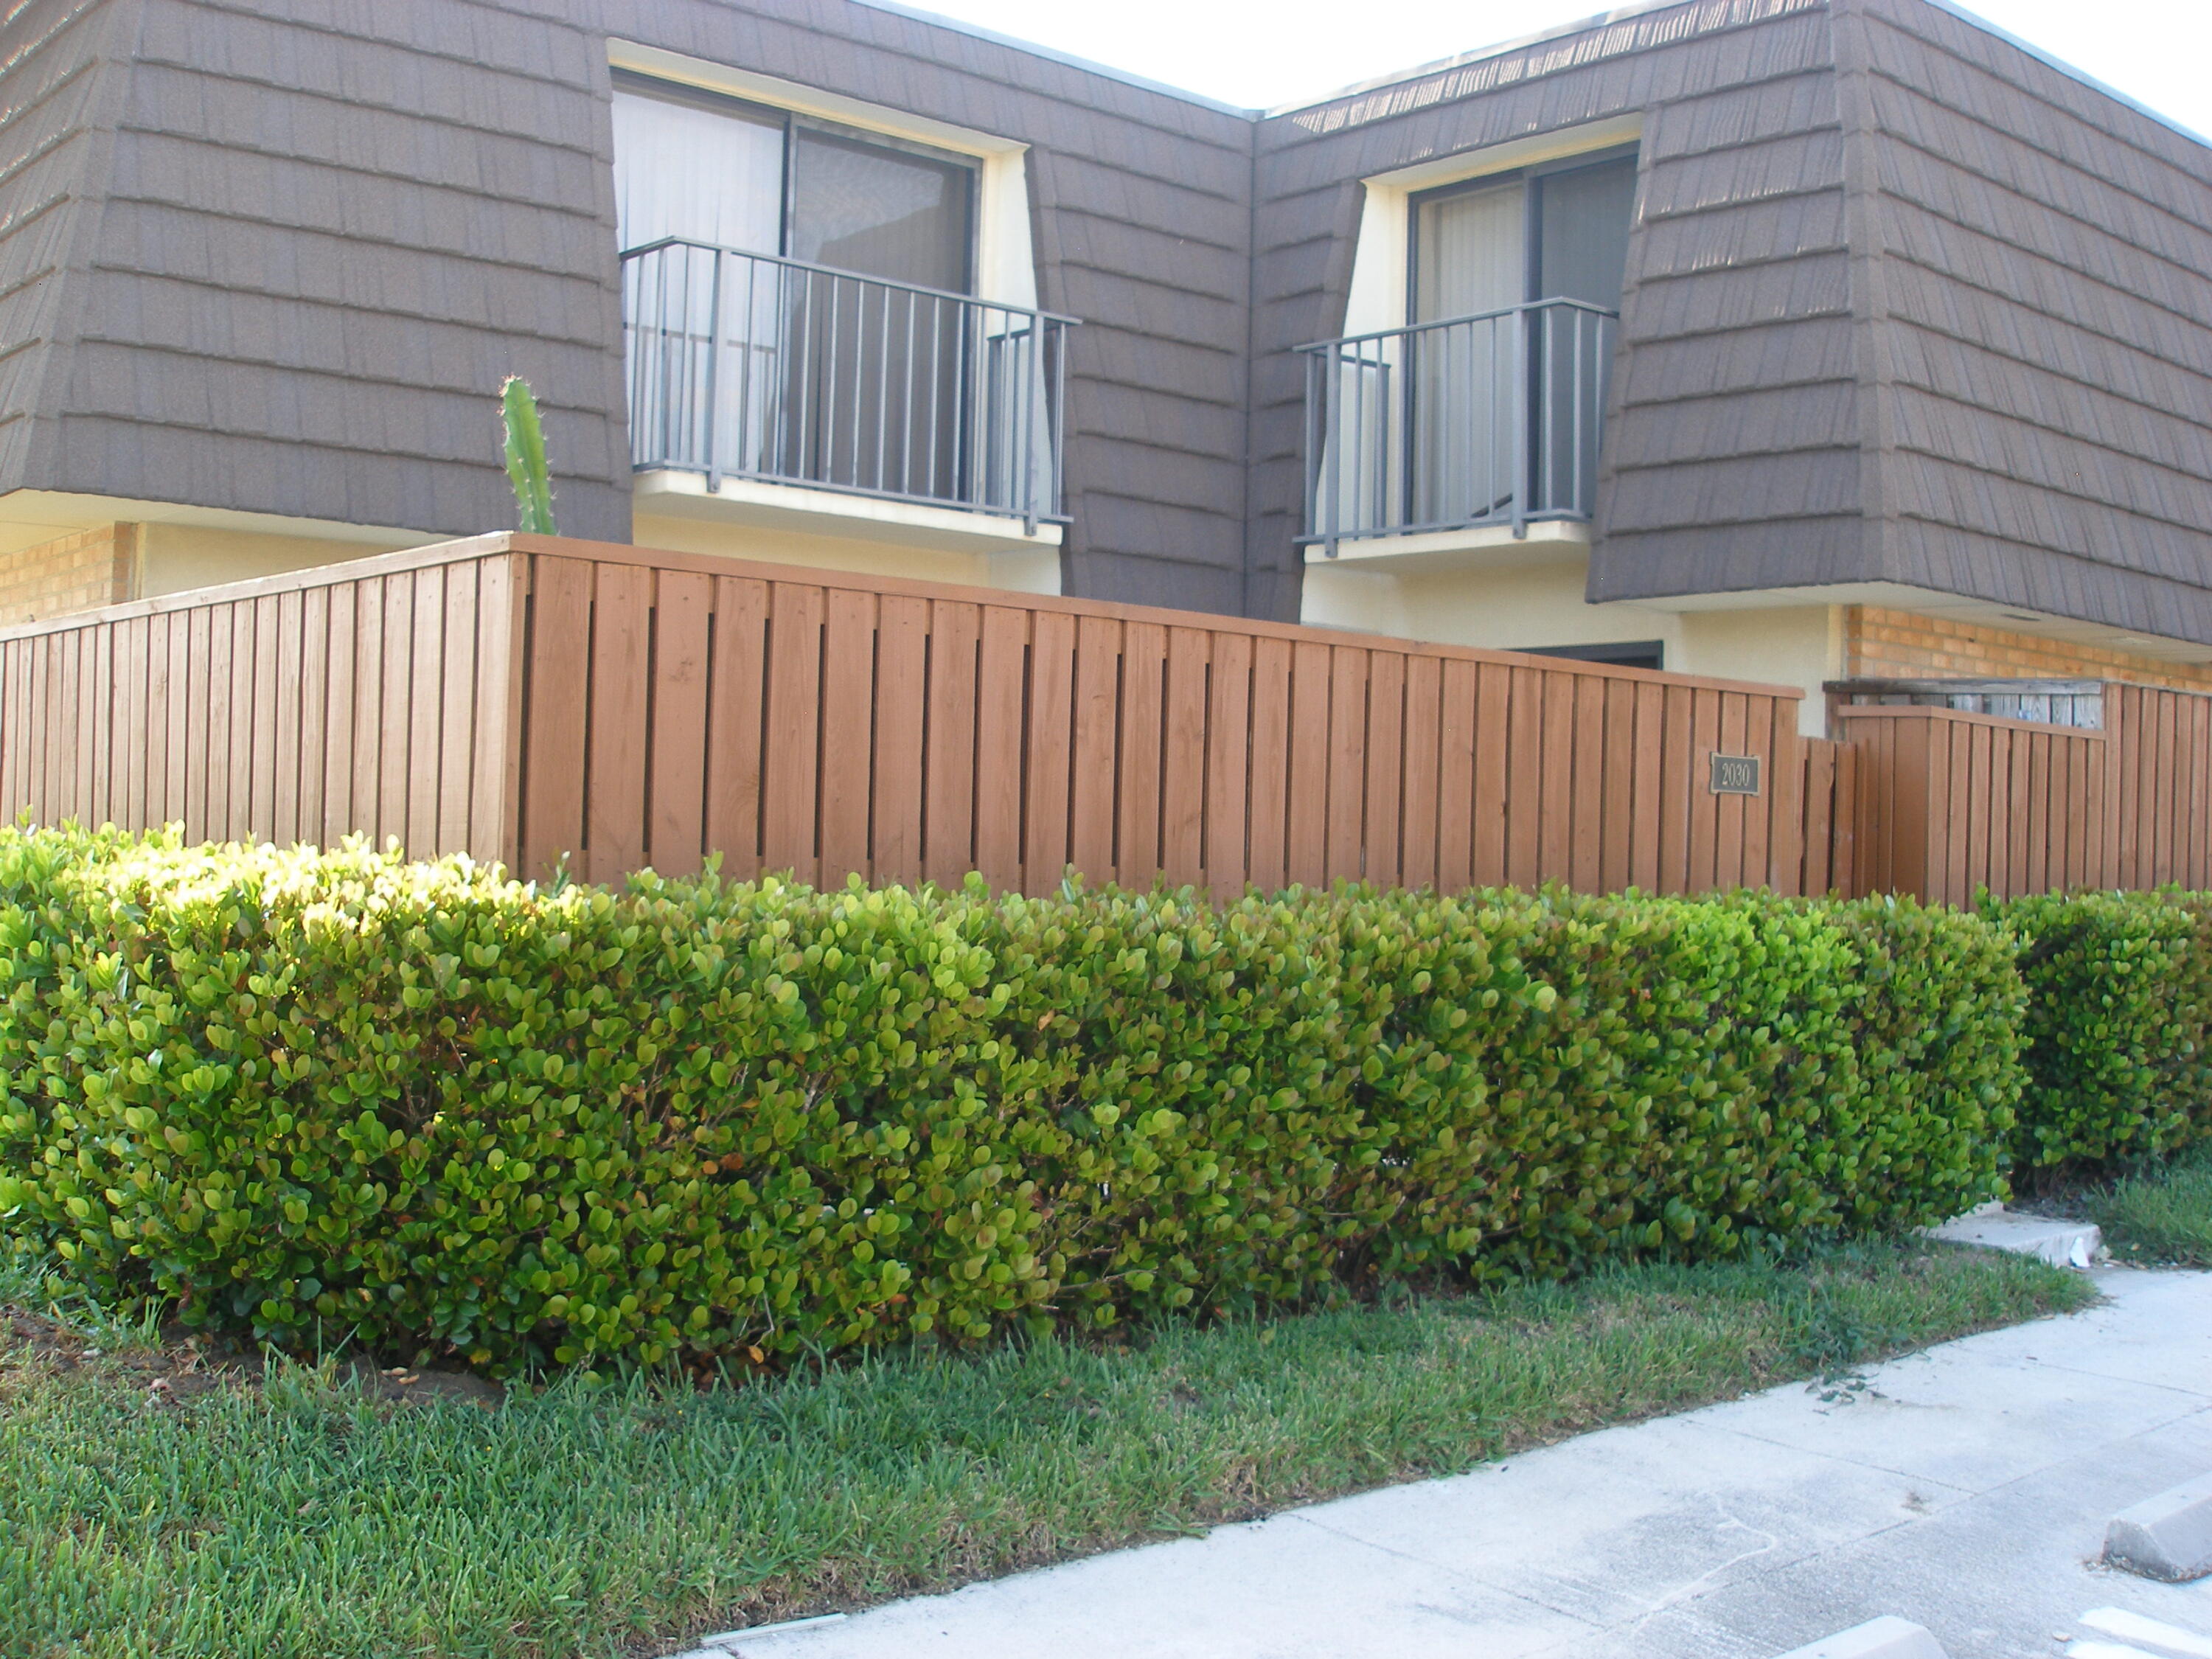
[895,0,2212,137]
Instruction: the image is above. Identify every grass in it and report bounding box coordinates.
[2083,1142,2212,1267]
[0,1237,2087,1659]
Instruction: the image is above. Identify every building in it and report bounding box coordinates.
[4,0,2212,733]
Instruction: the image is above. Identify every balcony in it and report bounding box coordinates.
[1298,297,1619,560]
[621,240,1075,535]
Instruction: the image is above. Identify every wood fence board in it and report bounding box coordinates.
[1599,677,1634,894]
[1472,661,1511,888]
[922,598,981,886]
[1400,654,1441,892]
[704,575,771,878]
[1363,650,1405,891]
[649,568,712,879]
[872,593,931,888]
[763,582,828,887]
[1433,658,1475,892]
[1504,664,1542,888]
[38,632,58,826]
[1205,628,1253,896]
[2186,696,2208,887]
[2023,731,2048,894]
[320,585,355,847]
[1537,672,1574,884]
[1648,684,1684,894]
[518,559,589,879]
[1615,681,1652,893]
[379,574,416,849]
[403,570,444,860]
[2,644,22,821]
[818,586,879,888]
[1117,620,1168,886]
[291,589,321,847]
[2117,686,2142,886]
[193,605,221,844]
[1247,636,1293,894]
[1282,641,1331,888]
[1159,626,1209,889]
[1804,740,1837,895]
[1326,647,1368,883]
[434,568,476,860]
[1068,613,1119,886]
[272,591,303,845]
[1568,673,1604,893]
[972,604,1025,891]
[1760,705,1796,891]
[1715,692,1748,888]
[1683,691,1717,893]
[1023,608,1077,892]
[87,624,110,830]
[119,617,147,833]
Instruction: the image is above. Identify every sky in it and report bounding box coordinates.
[890,0,2212,136]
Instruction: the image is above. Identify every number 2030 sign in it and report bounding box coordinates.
[1708,753,1761,796]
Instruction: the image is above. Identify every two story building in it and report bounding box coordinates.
[4,0,2211,734]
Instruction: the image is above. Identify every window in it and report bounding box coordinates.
[1409,148,1638,321]
[610,71,976,292]
[1520,640,1664,672]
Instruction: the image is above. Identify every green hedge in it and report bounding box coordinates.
[1988,891,2212,1171]
[0,830,2020,1374]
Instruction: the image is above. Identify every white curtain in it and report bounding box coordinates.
[610,88,783,254]
[1415,178,1524,323]
[1408,179,1525,526]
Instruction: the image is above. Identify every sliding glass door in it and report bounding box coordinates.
[1404,149,1635,528]
[1410,176,1525,529]
[783,125,973,501]
[612,73,978,501]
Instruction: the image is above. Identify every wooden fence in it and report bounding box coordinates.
[1797,735,1858,898]
[8,530,2209,905]
[1832,682,2212,904]
[2107,681,2212,891]
[0,532,1817,897]
[1833,705,2108,905]
[0,541,520,866]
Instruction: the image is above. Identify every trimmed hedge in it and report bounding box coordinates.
[0,830,2021,1374]
[1989,891,2212,1171]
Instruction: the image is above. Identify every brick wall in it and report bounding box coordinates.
[1842,605,2212,692]
[0,525,138,626]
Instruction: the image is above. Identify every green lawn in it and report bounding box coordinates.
[1,1239,2087,1659]
[2084,1144,2212,1267]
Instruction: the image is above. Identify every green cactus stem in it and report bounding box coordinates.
[501,376,558,535]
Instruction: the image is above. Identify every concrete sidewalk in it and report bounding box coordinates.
[717,1268,2212,1659]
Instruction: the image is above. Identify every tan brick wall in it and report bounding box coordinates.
[1842,605,2212,692]
[0,524,138,626]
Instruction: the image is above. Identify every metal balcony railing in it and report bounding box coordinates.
[1298,296,1619,552]
[621,240,1076,529]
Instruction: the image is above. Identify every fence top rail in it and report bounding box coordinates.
[619,234,1082,327]
[0,532,1807,701]
[1832,702,2111,738]
[1827,676,2105,698]
[0,535,526,642]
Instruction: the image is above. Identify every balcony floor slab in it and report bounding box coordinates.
[1302,518,1590,574]
[634,470,1064,557]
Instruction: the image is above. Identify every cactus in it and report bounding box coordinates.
[500,376,558,535]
